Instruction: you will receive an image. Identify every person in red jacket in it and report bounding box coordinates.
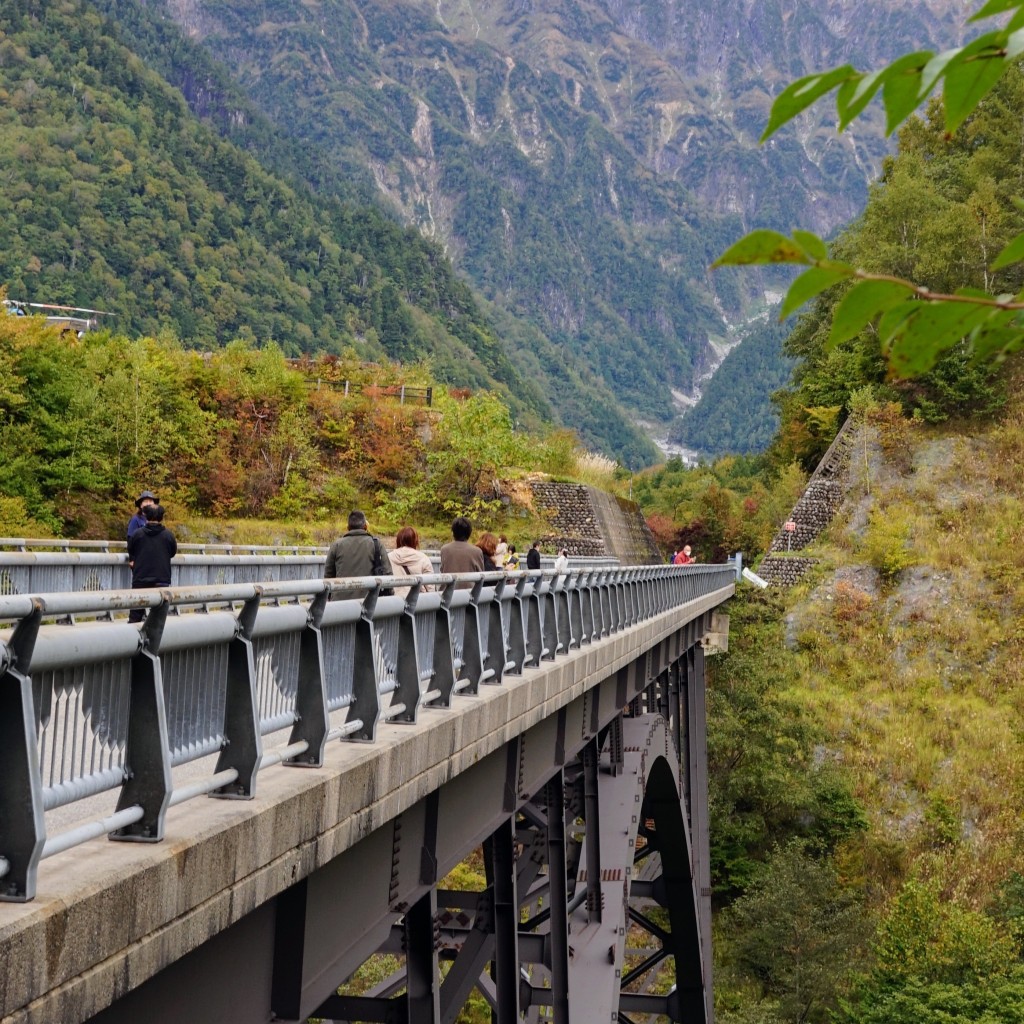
[673,545,694,565]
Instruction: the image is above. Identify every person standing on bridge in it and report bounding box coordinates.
[439,516,484,589]
[325,510,390,599]
[388,526,434,599]
[127,504,176,623]
[526,540,542,571]
[673,545,694,565]
[127,489,158,540]
[477,532,500,571]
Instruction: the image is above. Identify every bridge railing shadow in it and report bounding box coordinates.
[0,562,736,902]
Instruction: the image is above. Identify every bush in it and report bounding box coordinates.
[862,508,917,582]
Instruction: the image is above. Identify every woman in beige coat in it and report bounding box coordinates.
[388,526,435,598]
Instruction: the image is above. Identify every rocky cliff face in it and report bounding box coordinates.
[428,0,969,236]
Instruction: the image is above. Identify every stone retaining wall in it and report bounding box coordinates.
[528,483,661,564]
[758,556,819,587]
[760,416,860,586]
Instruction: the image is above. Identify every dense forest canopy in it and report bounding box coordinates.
[0,0,668,465]
[672,318,795,459]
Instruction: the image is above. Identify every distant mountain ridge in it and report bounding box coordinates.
[2,0,976,463]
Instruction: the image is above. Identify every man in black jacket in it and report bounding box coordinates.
[526,540,542,571]
[126,504,177,622]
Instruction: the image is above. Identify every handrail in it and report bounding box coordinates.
[0,562,736,902]
[0,546,621,600]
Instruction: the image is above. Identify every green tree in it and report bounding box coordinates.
[724,841,871,1024]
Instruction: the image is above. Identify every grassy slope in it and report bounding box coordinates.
[770,389,1024,902]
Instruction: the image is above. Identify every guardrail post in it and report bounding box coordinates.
[505,576,528,674]
[579,572,596,643]
[485,577,508,685]
[286,589,330,765]
[595,572,610,637]
[213,592,263,796]
[0,605,45,901]
[346,588,383,741]
[540,579,558,659]
[458,581,486,693]
[568,573,585,647]
[429,582,458,707]
[554,576,573,651]
[390,585,423,723]
[112,599,172,841]
[524,578,546,667]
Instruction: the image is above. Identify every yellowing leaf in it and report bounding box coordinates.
[713,230,812,267]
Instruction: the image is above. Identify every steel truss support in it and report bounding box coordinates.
[302,646,713,1024]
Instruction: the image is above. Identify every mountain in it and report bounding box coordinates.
[423,0,972,236]
[124,0,972,452]
[108,0,743,442]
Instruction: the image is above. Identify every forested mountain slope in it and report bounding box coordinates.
[704,393,1024,1023]
[117,0,741,443]
[673,317,795,458]
[0,0,562,417]
[128,0,971,453]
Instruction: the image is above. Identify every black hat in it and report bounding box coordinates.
[135,490,158,507]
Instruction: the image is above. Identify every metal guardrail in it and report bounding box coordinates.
[0,562,735,902]
[0,537,325,554]
[0,547,622,599]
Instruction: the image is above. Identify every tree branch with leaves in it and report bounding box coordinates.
[715,0,1024,377]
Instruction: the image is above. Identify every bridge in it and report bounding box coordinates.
[0,561,734,1024]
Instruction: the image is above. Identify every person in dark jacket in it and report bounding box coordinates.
[526,540,542,571]
[127,489,158,540]
[126,504,176,622]
[324,510,388,599]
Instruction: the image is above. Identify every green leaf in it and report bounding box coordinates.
[761,65,857,141]
[837,54,930,133]
[882,57,929,134]
[886,302,991,375]
[991,230,1024,269]
[919,48,962,98]
[968,318,1024,362]
[713,230,813,267]
[829,279,916,347]
[877,301,920,355]
[791,231,829,261]
[837,69,884,130]
[780,265,852,320]
[943,33,1010,132]
[970,0,1024,21]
